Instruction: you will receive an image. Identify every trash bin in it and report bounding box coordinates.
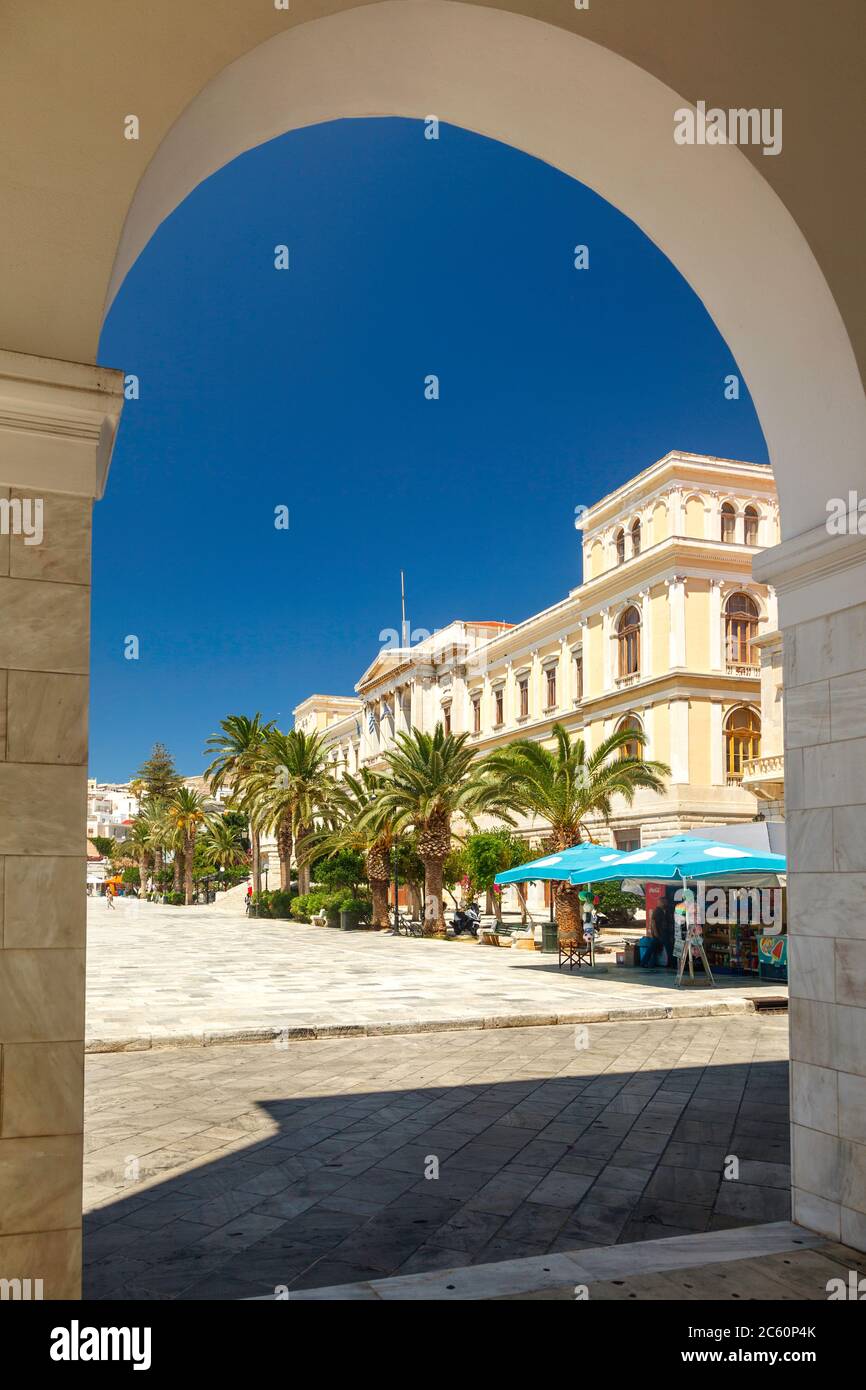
[542,920,559,954]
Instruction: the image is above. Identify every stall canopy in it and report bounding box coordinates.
[568,834,786,887]
[495,842,614,885]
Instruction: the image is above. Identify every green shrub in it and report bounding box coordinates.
[332,891,372,919]
[165,891,184,906]
[290,890,332,922]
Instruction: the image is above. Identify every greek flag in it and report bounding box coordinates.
[367,706,376,734]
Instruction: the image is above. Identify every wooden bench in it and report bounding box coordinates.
[480,929,509,947]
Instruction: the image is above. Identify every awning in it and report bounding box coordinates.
[495,842,613,885]
[568,834,786,886]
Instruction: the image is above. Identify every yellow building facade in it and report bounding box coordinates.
[292,451,782,858]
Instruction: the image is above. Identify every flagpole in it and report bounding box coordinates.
[401,570,408,649]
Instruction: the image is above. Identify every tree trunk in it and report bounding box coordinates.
[408,881,422,918]
[296,826,311,894]
[422,858,446,936]
[556,882,584,942]
[370,878,390,928]
[139,852,149,897]
[173,851,183,893]
[252,828,262,894]
[277,817,293,892]
[184,834,194,905]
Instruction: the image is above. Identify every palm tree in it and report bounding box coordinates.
[199,815,248,873]
[311,768,395,927]
[140,797,170,885]
[124,817,152,896]
[483,723,669,939]
[242,728,335,892]
[204,714,272,893]
[167,787,210,905]
[366,724,512,936]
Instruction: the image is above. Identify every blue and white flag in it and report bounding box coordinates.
[367,706,377,734]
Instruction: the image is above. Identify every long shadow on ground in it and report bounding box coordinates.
[83,1030,791,1300]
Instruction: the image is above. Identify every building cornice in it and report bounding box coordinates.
[753,523,866,626]
[0,348,124,499]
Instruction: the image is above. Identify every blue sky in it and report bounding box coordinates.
[94,117,768,780]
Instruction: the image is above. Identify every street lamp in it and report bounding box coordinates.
[263,864,269,893]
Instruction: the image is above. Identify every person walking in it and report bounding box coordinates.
[105,882,115,910]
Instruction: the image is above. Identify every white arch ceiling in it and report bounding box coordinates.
[106,0,866,541]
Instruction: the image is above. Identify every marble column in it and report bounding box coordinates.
[0,349,123,1298]
[755,524,866,1251]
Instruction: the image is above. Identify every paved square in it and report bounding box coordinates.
[83,1014,791,1299]
[85,899,782,1047]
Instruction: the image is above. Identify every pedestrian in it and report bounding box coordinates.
[105,882,115,910]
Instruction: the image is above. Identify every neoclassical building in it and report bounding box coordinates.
[290,451,783,860]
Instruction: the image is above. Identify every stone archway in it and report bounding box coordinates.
[1,1,864,1295]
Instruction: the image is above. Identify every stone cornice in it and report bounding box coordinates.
[0,349,124,499]
[753,524,866,626]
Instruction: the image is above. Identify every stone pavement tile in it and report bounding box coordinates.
[396,1244,470,1275]
[632,1198,712,1233]
[195,1211,287,1253]
[733,1116,789,1141]
[659,1140,728,1172]
[495,1201,570,1247]
[714,1180,791,1223]
[591,1164,653,1196]
[618,1219,698,1245]
[556,1197,638,1246]
[643,1166,721,1207]
[407,1167,490,1202]
[617,1129,669,1157]
[289,1257,389,1291]
[466,1169,544,1216]
[672,1118,736,1146]
[729,1132,789,1164]
[413,1204,503,1256]
[525,1171,595,1208]
[189,1187,297,1227]
[737,1158,791,1189]
[85,1260,157,1299]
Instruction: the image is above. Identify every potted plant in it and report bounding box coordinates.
[324,892,342,929]
[338,892,371,931]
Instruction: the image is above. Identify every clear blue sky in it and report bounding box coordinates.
[94,117,768,781]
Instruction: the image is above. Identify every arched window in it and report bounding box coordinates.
[744,505,759,546]
[725,707,761,778]
[631,518,641,556]
[721,502,737,543]
[725,592,759,666]
[617,605,641,676]
[615,528,626,564]
[616,714,644,760]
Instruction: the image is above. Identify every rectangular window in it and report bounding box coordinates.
[518,678,529,718]
[442,704,451,735]
[494,688,504,725]
[545,667,557,709]
[574,654,583,701]
[472,697,481,734]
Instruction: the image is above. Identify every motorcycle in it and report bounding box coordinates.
[450,900,482,937]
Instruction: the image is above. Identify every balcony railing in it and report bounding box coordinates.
[742,753,785,780]
[726,662,760,677]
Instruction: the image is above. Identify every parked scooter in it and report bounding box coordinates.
[450,901,482,937]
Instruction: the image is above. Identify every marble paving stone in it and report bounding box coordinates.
[82,1015,793,1298]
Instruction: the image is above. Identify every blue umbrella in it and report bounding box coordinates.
[567,835,786,886]
[495,842,613,885]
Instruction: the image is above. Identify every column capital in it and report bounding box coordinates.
[0,349,124,499]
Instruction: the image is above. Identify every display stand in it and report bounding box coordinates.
[675,920,716,987]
